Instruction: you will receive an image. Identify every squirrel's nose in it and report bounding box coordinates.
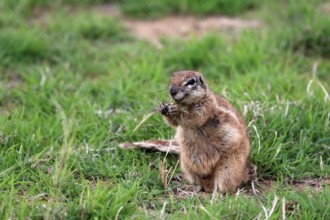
[169,86,179,96]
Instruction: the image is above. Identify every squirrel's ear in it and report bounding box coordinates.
[199,76,207,88]
[199,76,205,86]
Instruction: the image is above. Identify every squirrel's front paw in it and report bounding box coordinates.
[158,102,169,115]
[158,103,179,116]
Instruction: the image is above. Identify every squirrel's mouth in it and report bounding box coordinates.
[172,92,185,101]
[174,97,184,102]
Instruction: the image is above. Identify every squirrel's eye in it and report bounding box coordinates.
[186,79,196,86]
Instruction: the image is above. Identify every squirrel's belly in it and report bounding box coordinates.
[177,127,221,175]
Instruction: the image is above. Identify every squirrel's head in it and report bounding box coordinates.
[169,70,208,105]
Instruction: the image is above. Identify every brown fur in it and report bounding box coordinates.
[158,70,252,193]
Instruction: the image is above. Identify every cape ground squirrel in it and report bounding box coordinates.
[158,70,252,194]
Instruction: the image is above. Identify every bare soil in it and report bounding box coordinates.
[94,4,261,48]
[320,3,330,13]
[123,15,261,48]
[31,3,262,48]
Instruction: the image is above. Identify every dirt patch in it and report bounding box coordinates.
[252,177,330,194]
[320,3,330,13]
[123,16,261,48]
[165,177,330,200]
[31,4,262,48]
[94,4,261,48]
[290,177,330,192]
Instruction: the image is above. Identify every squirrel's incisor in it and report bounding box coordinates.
[158,70,252,194]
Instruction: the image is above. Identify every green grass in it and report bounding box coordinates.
[0,0,330,219]
[120,0,258,19]
[0,0,258,19]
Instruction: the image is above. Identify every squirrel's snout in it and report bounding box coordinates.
[169,86,179,96]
